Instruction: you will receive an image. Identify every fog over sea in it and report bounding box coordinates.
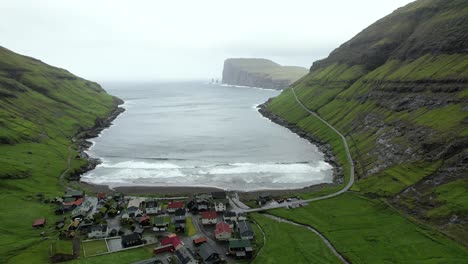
[82,82,333,191]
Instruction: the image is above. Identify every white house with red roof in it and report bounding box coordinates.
[167,201,185,213]
[201,211,217,225]
[215,221,232,241]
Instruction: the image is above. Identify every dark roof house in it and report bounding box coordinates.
[175,246,198,264]
[198,243,221,264]
[238,220,254,240]
[121,233,143,248]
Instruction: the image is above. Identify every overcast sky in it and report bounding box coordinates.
[1,0,414,81]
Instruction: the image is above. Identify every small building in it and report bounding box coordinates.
[192,236,207,246]
[88,224,108,239]
[167,201,185,213]
[72,199,93,219]
[201,211,217,225]
[97,192,106,201]
[228,239,253,258]
[174,215,186,224]
[122,233,143,248]
[63,190,85,200]
[257,195,272,206]
[214,222,232,241]
[175,222,186,233]
[153,216,170,231]
[113,192,124,201]
[63,198,83,208]
[32,218,46,228]
[145,200,160,215]
[237,213,247,221]
[127,206,144,218]
[161,234,183,250]
[211,192,228,212]
[138,214,151,226]
[198,243,221,264]
[237,220,254,240]
[223,211,237,221]
[175,208,186,216]
[175,246,198,264]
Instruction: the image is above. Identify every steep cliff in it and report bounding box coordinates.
[265,0,468,243]
[0,46,122,261]
[222,58,308,90]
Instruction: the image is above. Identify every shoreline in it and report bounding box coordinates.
[257,100,344,185]
[70,95,341,199]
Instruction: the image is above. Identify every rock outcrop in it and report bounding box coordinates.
[222,58,307,90]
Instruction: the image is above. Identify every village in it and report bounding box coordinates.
[32,189,286,264]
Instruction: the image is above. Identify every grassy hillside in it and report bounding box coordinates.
[262,0,468,261]
[222,58,308,89]
[0,46,120,263]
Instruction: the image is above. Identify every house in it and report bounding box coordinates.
[63,198,83,208]
[71,199,93,219]
[225,219,235,229]
[237,213,247,221]
[32,218,46,228]
[237,220,254,240]
[63,190,85,200]
[161,234,183,250]
[175,208,186,216]
[201,211,217,225]
[174,215,186,224]
[223,211,237,221]
[127,206,144,218]
[153,216,170,231]
[145,200,160,215]
[175,222,185,233]
[192,236,207,246]
[257,195,272,206]
[113,192,124,201]
[228,239,253,258]
[122,233,143,248]
[97,192,106,201]
[175,246,198,264]
[56,222,65,230]
[138,214,151,226]
[127,197,144,209]
[167,201,185,213]
[198,243,222,264]
[87,224,108,239]
[214,222,232,241]
[211,192,228,212]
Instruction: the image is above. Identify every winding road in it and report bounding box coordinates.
[228,87,356,263]
[230,87,355,214]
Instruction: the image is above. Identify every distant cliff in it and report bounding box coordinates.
[222,58,308,90]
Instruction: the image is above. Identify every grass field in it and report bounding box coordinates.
[268,193,468,263]
[82,240,108,257]
[250,213,341,264]
[66,245,154,264]
[185,217,197,236]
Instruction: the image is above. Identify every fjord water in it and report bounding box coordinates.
[82,82,333,191]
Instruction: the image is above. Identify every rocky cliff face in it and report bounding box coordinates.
[265,0,468,243]
[222,58,307,90]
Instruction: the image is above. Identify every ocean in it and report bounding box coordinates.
[82,81,333,191]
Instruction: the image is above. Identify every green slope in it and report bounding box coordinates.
[262,0,468,261]
[0,46,120,263]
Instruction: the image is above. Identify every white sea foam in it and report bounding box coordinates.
[99,160,182,169]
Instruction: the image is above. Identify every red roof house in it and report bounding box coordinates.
[64,198,83,207]
[167,201,185,213]
[32,218,46,228]
[193,236,207,245]
[215,221,232,240]
[161,234,183,250]
[97,192,106,200]
[201,211,217,225]
[139,214,151,226]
